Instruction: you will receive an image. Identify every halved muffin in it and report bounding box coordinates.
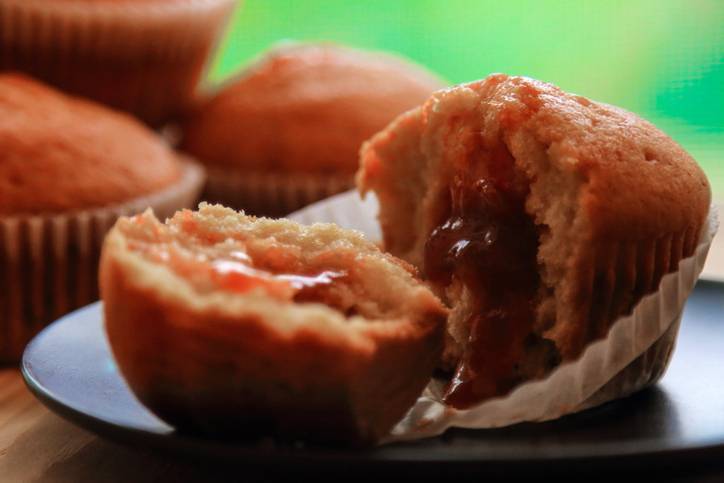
[358,74,711,408]
[100,203,447,444]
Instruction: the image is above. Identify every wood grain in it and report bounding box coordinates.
[0,370,272,482]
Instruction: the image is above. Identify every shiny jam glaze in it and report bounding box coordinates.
[137,243,347,302]
[210,258,347,304]
[210,259,296,298]
[424,160,541,408]
[125,213,349,306]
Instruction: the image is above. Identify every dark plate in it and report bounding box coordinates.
[21,281,724,476]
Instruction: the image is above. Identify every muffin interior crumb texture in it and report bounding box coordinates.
[117,203,428,323]
[358,74,710,408]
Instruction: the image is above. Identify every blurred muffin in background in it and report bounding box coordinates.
[180,42,445,217]
[0,73,204,362]
[0,0,236,126]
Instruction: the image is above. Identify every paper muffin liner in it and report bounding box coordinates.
[203,168,355,218]
[0,0,237,125]
[0,160,205,363]
[289,191,718,443]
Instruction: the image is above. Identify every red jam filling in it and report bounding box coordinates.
[141,243,347,304]
[126,214,350,309]
[424,154,540,408]
[209,257,347,305]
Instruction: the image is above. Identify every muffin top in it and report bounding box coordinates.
[476,74,711,239]
[360,73,711,251]
[181,42,445,174]
[0,74,183,216]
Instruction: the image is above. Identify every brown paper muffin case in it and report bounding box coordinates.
[0,160,205,363]
[203,168,354,218]
[0,0,237,125]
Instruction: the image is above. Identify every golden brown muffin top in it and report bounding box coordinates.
[181,42,445,175]
[0,74,182,216]
[472,74,711,239]
[361,74,711,243]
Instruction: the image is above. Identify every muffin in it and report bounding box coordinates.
[0,0,236,126]
[357,74,711,408]
[100,204,447,444]
[180,42,445,217]
[0,73,204,362]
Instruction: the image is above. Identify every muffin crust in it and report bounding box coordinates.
[181,42,445,174]
[0,74,182,215]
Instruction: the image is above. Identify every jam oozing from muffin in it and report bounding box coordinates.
[122,213,354,313]
[424,146,548,408]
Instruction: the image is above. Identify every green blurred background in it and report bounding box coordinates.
[209,0,723,198]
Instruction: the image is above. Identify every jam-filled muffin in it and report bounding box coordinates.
[358,74,711,408]
[0,0,236,126]
[0,73,204,361]
[100,204,447,444]
[180,42,445,216]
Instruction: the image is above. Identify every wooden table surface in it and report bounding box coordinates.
[0,209,722,482]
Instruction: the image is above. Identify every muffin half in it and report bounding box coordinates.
[100,204,447,444]
[358,74,711,408]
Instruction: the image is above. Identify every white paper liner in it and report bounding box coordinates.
[0,160,205,362]
[702,206,724,281]
[289,190,719,443]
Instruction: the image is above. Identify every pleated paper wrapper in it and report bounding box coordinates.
[289,190,719,443]
[204,168,354,218]
[0,0,236,125]
[0,161,205,362]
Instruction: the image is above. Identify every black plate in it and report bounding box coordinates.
[21,281,724,476]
